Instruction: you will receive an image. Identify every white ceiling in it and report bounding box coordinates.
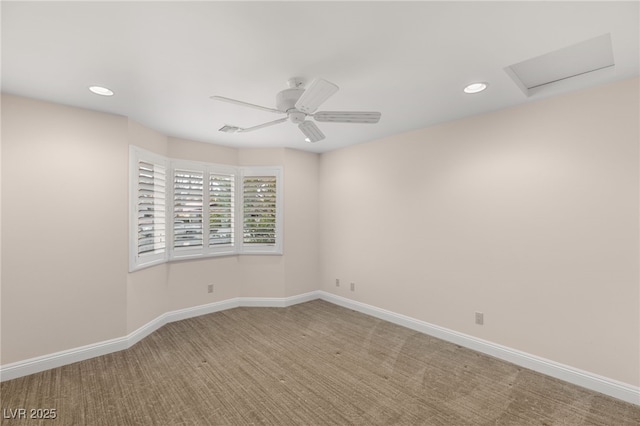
[2,1,638,153]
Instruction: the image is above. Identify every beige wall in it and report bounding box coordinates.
[1,95,129,363]
[0,94,3,363]
[1,95,321,362]
[126,120,170,333]
[236,148,287,297]
[1,77,637,389]
[164,138,244,310]
[319,77,640,386]
[284,148,320,297]
[168,136,238,164]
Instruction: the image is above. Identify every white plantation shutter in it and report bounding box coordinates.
[130,147,168,271]
[243,176,277,244]
[171,163,237,257]
[242,168,282,254]
[137,161,166,253]
[209,173,235,247]
[173,169,204,250]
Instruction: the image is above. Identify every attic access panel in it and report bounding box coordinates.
[506,33,615,97]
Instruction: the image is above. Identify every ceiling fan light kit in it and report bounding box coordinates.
[211,77,381,143]
[299,120,325,143]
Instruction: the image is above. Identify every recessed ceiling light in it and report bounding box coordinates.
[304,138,311,142]
[89,86,114,96]
[464,82,488,94]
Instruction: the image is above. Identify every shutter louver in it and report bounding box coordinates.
[137,160,166,255]
[243,176,277,245]
[173,169,204,249]
[209,173,234,246]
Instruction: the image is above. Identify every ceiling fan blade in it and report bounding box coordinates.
[210,96,282,114]
[237,117,289,133]
[313,111,381,124]
[298,121,325,143]
[294,79,339,114]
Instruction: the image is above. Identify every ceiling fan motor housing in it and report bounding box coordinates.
[276,88,304,113]
[212,77,380,142]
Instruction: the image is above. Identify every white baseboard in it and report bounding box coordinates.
[317,291,640,406]
[1,289,637,406]
[0,292,318,382]
[240,291,321,308]
[0,337,130,383]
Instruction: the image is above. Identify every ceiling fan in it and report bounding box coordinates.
[210,77,381,143]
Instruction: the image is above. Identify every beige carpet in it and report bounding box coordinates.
[1,300,638,425]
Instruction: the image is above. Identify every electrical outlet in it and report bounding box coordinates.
[336,278,340,287]
[475,312,484,325]
[350,282,355,291]
[208,284,214,294]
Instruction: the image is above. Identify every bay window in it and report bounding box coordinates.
[130,146,282,271]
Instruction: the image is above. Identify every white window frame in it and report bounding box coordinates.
[129,147,283,271]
